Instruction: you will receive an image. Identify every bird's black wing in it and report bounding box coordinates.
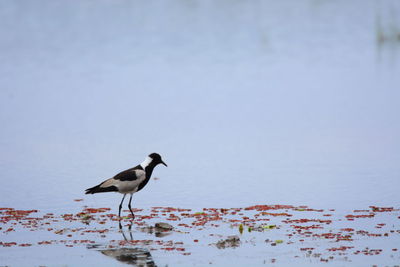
[113,165,144,181]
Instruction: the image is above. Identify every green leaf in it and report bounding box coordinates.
[239,224,244,234]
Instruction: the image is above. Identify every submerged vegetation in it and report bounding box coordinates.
[1,202,400,265]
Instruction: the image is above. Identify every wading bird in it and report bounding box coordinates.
[85,153,167,219]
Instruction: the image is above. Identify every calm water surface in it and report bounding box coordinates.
[0,0,399,242]
[1,1,400,266]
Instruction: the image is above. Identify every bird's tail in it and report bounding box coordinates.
[85,184,118,194]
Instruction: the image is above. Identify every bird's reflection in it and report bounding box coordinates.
[88,222,157,267]
[100,247,156,267]
[119,220,133,240]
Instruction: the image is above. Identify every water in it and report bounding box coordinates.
[0,1,400,265]
[1,0,400,211]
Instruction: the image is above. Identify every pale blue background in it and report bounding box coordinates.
[0,0,399,211]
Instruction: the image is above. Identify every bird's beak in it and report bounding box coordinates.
[161,161,168,167]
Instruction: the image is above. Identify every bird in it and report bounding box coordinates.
[85,153,167,219]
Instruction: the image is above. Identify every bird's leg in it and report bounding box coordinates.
[128,194,135,220]
[119,194,126,218]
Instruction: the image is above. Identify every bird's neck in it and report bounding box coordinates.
[140,157,152,169]
[140,157,157,179]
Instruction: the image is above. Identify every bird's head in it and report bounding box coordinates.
[148,153,168,167]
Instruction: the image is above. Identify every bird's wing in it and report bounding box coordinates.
[85,166,146,194]
[97,168,146,191]
[113,167,146,181]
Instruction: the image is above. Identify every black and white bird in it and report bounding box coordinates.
[85,153,167,219]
